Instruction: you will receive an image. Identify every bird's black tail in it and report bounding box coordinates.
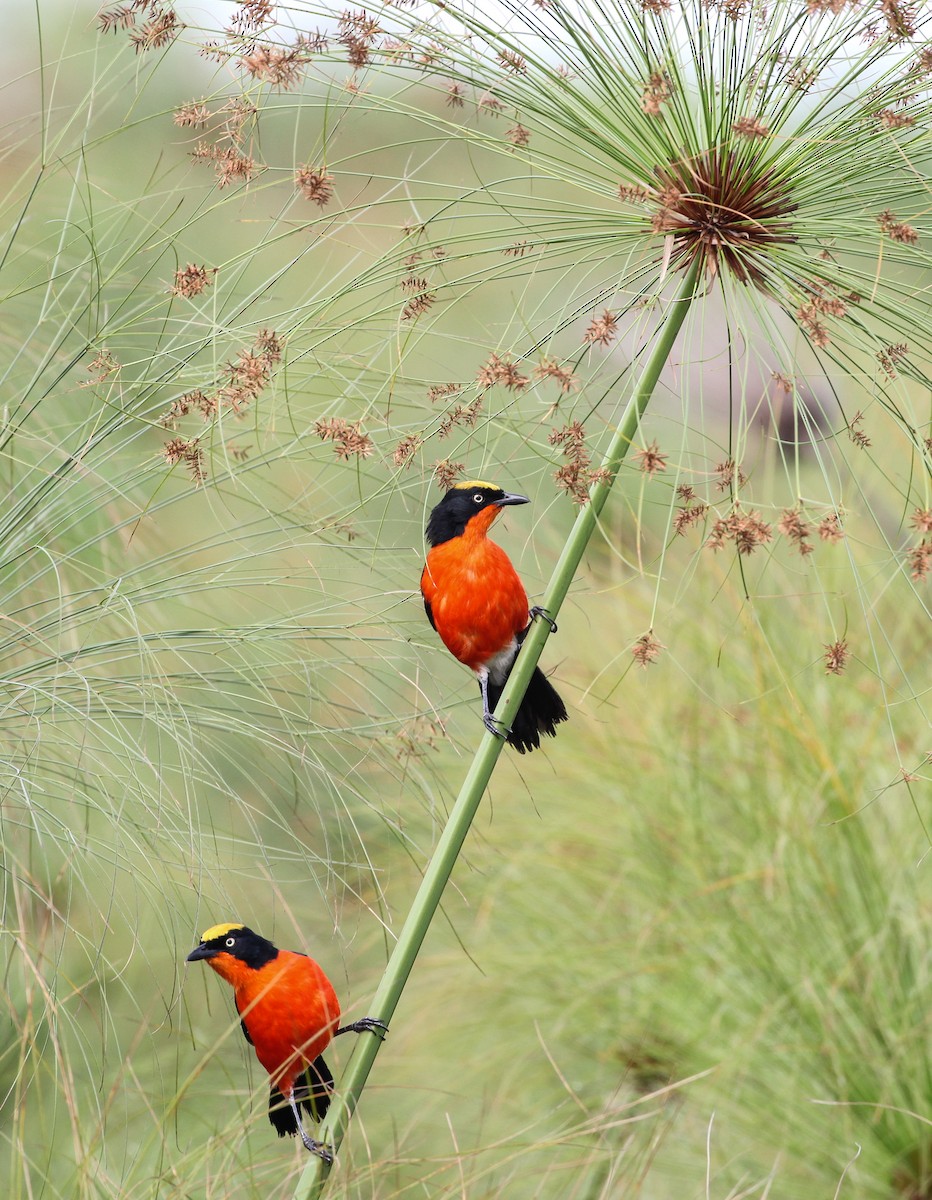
[268,1055,335,1137]
[487,664,568,754]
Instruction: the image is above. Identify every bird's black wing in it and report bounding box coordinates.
[423,596,437,631]
[234,995,254,1044]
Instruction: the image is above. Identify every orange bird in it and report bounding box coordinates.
[186,922,386,1162]
[420,480,567,752]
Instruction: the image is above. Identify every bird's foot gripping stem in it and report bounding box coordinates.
[530,605,558,633]
[482,711,511,740]
[335,1017,389,1040]
[301,1131,334,1164]
[289,1094,334,1162]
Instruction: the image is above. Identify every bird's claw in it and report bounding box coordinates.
[530,605,558,634]
[336,1017,389,1040]
[300,1133,333,1164]
[483,712,511,739]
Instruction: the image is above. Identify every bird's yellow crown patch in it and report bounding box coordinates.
[199,921,244,942]
[452,479,498,491]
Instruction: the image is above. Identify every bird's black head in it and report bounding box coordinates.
[425,480,530,547]
[185,922,279,970]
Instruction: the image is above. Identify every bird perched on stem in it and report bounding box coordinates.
[185,922,386,1162]
[420,480,567,752]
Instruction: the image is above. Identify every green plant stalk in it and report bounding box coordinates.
[294,258,701,1200]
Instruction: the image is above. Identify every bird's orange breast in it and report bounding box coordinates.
[421,521,529,671]
[220,951,340,1088]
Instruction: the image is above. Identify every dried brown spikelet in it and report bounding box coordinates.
[254,329,284,364]
[907,539,932,581]
[618,183,651,203]
[877,342,908,378]
[910,508,932,533]
[778,506,814,555]
[713,458,748,492]
[82,349,120,387]
[239,45,307,89]
[533,357,578,394]
[295,165,334,206]
[174,101,211,128]
[427,382,460,403]
[315,417,374,460]
[506,124,531,147]
[823,640,849,675]
[632,632,664,668]
[229,0,275,35]
[673,502,708,535]
[476,352,530,391]
[433,459,465,490]
[876,209,919,245]
[401,291,436,321]
[877,107,916,129]
[129,8,181,54]
[212,147,257,188]
[706,507,773,555]
[478,95,506,117]
[392,434,422,468]
[446,82,465,108]
[503,241,530,256]
[98,6,136,33]
[582,309,619,347]
[162,436,205,483]
[498,49,527,74]
[733,116,770,139]
[159,390,210,428]
[641,70,671,115]
[549,420,597,504]
[437,399,483,438]
[847,411,871,449]
[635,441,668,477]
[880,0,917,40]
[171,263,216,298]
[818,513,844,543]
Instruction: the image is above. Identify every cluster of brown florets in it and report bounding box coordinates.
[794,279,857,349]
[533,357,579,396]
[877,343,908,379]
[171,263,217,299]
[907,508,932,581]
[295,166,335,206]
[548,421,611,504]
[437,398,484,439]
[158,331,283,478]
[477,353,530,392]
[183,99,260,188]
[400,276,437,322]
[876,209,920,244]
[162,437,206,483]
[641,70,672,115]
[98,2,181,52]
[81,350,121,389]
[433,459,466,490]
[315,417,375,461]
[582,310,620,348]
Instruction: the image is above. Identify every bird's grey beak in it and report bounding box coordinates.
[494,492,530,507]
[186,943,217,962]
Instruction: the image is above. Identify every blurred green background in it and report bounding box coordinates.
[0,3,928,1198]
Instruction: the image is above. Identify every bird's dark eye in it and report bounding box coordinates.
[225,937,235,947]
[473,493,484,503]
